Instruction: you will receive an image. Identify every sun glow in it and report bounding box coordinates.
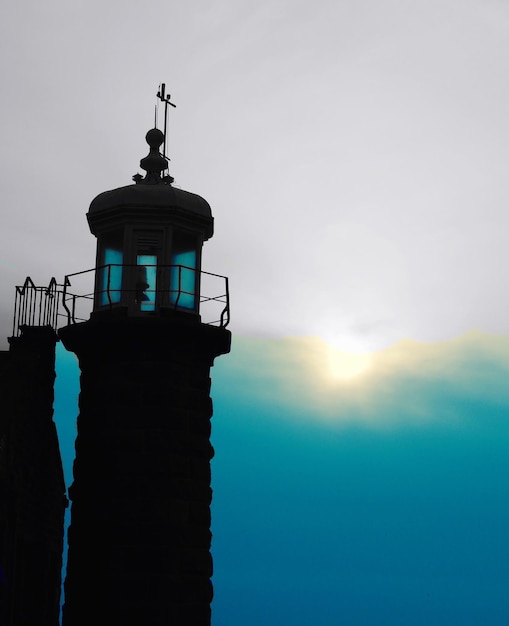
[318,331,375,381]
[326,345,373,380]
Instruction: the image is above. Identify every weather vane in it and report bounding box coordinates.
[156,83,176,164]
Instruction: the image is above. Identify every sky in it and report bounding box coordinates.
[3,0,509,349]
[3,0,509,624]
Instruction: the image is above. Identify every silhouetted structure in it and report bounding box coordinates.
[0,323,67,626]
[59,125,231,625]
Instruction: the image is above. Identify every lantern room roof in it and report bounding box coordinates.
[88,183,212,219]
[87,183,214,240]
[87,127,214,239]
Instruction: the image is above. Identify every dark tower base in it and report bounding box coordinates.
[0,326,67,626]
[59,315,230,626]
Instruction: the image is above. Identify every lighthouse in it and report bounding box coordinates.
[59,115,231,625]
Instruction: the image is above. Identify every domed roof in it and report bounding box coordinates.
[87,128,214,239]
[88,183,212,219]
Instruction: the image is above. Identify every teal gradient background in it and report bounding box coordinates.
[54,332,509,625]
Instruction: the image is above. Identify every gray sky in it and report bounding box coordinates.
[2,0,509,350]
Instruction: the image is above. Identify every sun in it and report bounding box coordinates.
[326,345,373,380]
[317,331,374,381]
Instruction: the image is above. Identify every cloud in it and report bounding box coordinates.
[2,0,509,351]
[212,331,509,427]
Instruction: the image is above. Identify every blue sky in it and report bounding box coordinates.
[209,333,509,625]
[54,332,509,625]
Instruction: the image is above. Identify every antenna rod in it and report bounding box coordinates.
[163,96,168,162]
[156,83,176,165]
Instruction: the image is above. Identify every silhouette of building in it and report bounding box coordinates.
[58,125,231,625]
[0,102,230,625]
[0,319,68,626]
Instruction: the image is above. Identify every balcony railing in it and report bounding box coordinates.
[12,277,61,337]
[61,264,230,328]
[11,266,230,337]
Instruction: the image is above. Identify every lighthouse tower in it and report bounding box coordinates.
[59,123,231,626]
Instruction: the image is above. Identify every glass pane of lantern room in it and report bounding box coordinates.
[170,231,197,310]
[136,255,157,311]
[100,248,123,305]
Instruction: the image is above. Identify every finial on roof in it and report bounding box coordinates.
[136,128,173,185]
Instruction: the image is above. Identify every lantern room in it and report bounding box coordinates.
[86,128,214,318]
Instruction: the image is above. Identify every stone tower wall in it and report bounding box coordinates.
[60,317,230,626]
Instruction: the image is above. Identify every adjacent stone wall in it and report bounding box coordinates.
[0,326,67,626]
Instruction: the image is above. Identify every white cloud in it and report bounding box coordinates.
[2,0,509,350]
